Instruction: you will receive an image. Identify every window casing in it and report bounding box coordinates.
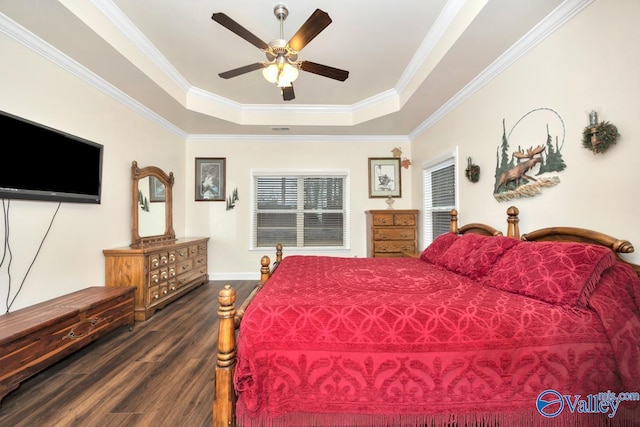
[252,171,349,250]
[423,152,457,248]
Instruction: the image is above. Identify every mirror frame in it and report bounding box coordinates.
[131,160,176,247]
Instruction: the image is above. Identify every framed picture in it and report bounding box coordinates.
[368,157,401,198]
[148,176,165,202]
[195,157,226,201]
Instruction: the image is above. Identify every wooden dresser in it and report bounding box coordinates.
[103,237,209,321]
[366,210,419,257]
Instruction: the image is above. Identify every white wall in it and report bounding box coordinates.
[410,0,640,264]
[0,34,186,311]
[185,138,412,278]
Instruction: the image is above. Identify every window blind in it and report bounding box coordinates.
[253,173,347,249]
[423,156,456,247]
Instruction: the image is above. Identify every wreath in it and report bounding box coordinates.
[582,121,620,154]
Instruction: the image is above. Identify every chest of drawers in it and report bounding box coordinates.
[103,237,209,321]
[366,210,418,257]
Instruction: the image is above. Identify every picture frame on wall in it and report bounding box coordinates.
[148,176,165,202]
[368,157,401,198]
[195,157,226,201]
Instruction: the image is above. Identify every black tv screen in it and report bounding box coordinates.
[0,111,103,204]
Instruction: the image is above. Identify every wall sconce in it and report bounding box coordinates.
[465,157,480,183]
[226,187,239,210]
[582,110,619,154]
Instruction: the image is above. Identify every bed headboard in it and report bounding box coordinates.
[449,209,505,237]
[521,226,640,277]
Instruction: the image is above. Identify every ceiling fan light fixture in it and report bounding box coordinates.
[277,63,299,87]
[262,63,279,83]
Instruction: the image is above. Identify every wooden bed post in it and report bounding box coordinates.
[449,209,459,233]
[506,206,520,238]
[275,243,283,264]
[260,255,271,284]
[213,285,237,427]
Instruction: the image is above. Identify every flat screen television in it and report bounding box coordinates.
[0,110,103,204]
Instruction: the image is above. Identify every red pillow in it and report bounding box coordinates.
[441,233,521,280]
[482,241,617,307]
[420,232,459,265]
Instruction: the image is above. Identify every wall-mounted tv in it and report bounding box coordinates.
[0,111,103,204]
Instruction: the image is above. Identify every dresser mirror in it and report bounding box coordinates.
[130,160,176,247]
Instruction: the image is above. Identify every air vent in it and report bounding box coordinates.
[271,127,290,131]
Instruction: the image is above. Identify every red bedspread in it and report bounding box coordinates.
[234,256,640,426]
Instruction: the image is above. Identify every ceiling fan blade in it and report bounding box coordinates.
[218,63,264,79]
[282,85,295,101]
[299,61,349,81]
[287,9,332,52]
[212,13,269,50]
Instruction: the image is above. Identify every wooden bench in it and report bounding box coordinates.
[0,286,135,404]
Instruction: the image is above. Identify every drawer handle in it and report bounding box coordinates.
[163,289,168,295]
[161,256,168,264]
[170,286,176,291]
[152,260,159,268]
[179,278,186,284]
[197,258,204,264]
[169,254,176,262]
[161,271,168,280]
[152,275,159,283]
[179,250,186,256]
[182,264,189,270]
[153,294,159,299]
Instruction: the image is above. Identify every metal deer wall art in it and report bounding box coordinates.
[493,108,567,202]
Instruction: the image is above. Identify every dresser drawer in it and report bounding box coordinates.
[373,241,417,254]
[194,255,207,270]
[188,245,199,257]
[148,284,160,302]
[177,258,194,274]
[176,270,204,289]
[371,213,395,226]
[393,213,416,226]
[176,247,190,261]
[372,228,416,241]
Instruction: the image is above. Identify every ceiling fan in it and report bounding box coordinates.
[211,4,349,101]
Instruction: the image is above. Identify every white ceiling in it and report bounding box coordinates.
[1,0,583,138]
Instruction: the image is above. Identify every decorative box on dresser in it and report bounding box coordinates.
[366,209,419,257]
[103,237,209,321]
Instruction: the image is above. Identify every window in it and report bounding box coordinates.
[252,171,348,249]
[423,151,457,247]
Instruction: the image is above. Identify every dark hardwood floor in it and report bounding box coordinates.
[0,280,256,427]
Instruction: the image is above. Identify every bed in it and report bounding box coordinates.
[213,206,640,426]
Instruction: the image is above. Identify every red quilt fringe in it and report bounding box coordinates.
[236,406,640,427]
